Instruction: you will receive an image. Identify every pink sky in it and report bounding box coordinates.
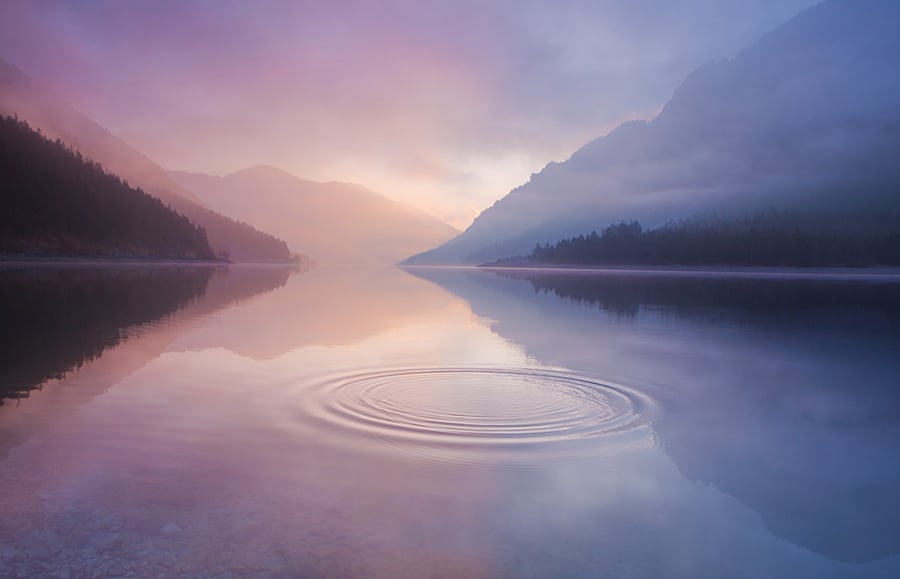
[0,0,817,228]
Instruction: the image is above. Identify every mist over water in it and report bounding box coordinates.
[1,265,899,577]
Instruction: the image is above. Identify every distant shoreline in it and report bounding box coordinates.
[0,255,303,267]
[480,263,900,280]
[401,263,900,281]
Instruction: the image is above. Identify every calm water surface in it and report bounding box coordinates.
[1,264,899,578]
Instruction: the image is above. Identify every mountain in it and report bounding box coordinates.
[0,57,297,262]
[0,115,215,259]
[168,165,460,264]
[406,0,900,265]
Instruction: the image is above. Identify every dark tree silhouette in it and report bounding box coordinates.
[502,213,900,268]
[0,115,216,259]
[0,266,214,405]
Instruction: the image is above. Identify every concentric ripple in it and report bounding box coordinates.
[298,367,655,466]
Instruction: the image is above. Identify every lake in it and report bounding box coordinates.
[1,264,899,578]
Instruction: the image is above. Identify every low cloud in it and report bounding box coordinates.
[0,0,819,226]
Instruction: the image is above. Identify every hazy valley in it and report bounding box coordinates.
[2,2,900,578]
[169,166,459,265]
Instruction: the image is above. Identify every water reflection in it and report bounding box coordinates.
[0,265,509,578]
[297,367,654,466]
[0,265,213,405]
[412,267,900,564]
[1,264,899,577]
[168,265,462,359]
[499,267,900,326]
[0,265,291,459]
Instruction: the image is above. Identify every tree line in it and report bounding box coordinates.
[510,213,900,267]
[0,115,216,259]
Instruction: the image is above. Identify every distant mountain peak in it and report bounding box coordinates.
[406,0,900,265]
[226,164,295,180]
[169,168,459,264]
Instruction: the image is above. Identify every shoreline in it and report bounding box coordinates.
[403,263,900,281]
[0,257,303,268]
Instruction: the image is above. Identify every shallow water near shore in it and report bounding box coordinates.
[1,264,899,578]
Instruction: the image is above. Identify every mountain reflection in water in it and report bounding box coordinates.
[413,267,900,564]
[0,264,898,578]
[0,265,294,406]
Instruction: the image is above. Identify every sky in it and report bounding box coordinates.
[0,0,819,228]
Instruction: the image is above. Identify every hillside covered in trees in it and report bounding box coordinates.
[493,212,900,268]
[0,57,300,262]
[0,115,216,260]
